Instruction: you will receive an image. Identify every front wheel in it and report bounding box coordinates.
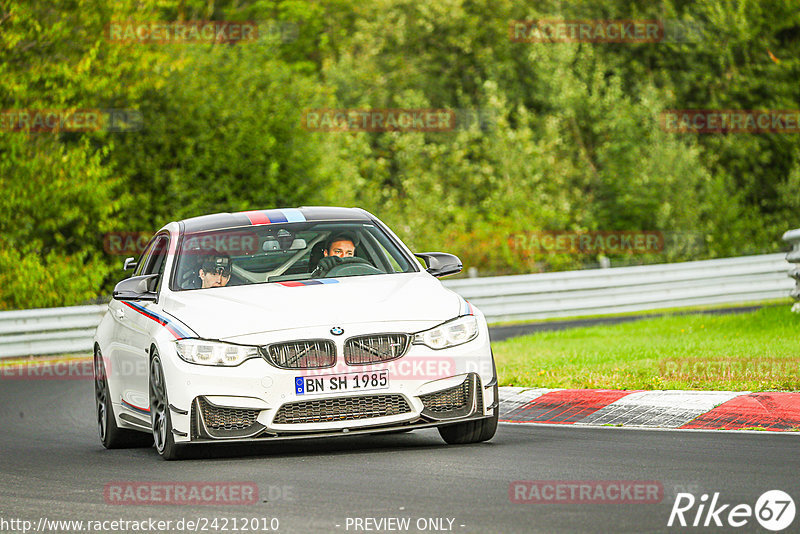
[438,383,499,445]
[149,353,183,460]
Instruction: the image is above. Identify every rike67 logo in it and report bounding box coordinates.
[668,490,795,531]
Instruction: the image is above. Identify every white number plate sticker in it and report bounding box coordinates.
[295,369,389,396]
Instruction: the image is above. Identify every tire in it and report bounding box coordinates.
[149,352,184,460]
[94,347,153,449]
[438,382,499,445]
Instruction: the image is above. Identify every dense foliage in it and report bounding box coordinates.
[1,0,798,309]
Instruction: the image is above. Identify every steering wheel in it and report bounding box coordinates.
[324,259,383,277]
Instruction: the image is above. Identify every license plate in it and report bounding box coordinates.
[294,369,389,396]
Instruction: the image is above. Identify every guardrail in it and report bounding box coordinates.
[783,228,800,311]
[0,305,107,358]
[0,253,794,358]
[443,253,792,323]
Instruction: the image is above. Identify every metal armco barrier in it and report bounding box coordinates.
[0,305,107,358]
[0,253,794,358]
[443,253,792,323]
[782,228,800,311]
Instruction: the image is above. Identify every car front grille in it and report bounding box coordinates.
[344,333,410,365]
[272,394,412,424]
[263,339,336,369]
[192,397,264,439]
[419,374,481,419]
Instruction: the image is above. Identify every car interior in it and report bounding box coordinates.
[175,222,414,290]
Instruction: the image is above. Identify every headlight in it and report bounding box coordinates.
[412,315,479,350]
[175,339,260,366]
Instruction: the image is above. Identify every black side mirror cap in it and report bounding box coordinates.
[123,257,138,271]
[414,252,463,278]
[113,274,159,301]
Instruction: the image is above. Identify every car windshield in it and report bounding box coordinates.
[172,220,417,290]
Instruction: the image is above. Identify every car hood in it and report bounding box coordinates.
[160,273,462,340]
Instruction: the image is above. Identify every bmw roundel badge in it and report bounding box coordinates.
[330,326,344,336]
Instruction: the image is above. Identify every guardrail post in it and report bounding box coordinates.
[782,228,800,313]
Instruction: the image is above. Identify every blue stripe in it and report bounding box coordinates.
[121,399,150,414]
[265,210,288,223]
[460,297,473,316]
[125,302,196,339]
[282,208,306,222]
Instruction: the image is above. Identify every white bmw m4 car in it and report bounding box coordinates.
[94,207,498,459]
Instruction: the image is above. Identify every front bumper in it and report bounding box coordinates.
[188,372,495,442]
[159,326,496,444]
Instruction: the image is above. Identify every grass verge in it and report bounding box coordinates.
[492,305,800,391]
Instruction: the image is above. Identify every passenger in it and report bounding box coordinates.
[198,251,231,288]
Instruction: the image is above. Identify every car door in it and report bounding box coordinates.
[114,234,170,415]
[106,236,155,395]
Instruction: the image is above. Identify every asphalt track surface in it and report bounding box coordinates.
[2,379,799,533]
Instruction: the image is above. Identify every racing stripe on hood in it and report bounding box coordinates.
[120,302,197,339]
[278,279,339,287]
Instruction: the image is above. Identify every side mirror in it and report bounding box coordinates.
[113,274,159,301]
[414,252,463,278]
[123,257,138,271]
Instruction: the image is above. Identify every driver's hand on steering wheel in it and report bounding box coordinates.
[316,256,343,273]
[313,256,372,277]
[312,255,343,278]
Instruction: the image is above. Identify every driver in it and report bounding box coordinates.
[198,250,231,288]
[312,233,368,276]
[324,233,356,259]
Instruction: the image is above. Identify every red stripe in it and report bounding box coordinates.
[501,389,637,424]
[681,393,800,431]
[122,301,166,326]
[121,302,184,339]
[241,210,271,225]
[165,324,184,339]
[121,399,150,413]
[279,281,305,287]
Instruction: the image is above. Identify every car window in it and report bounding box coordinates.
[133,236,158,277]
[141,235,169,276]
[172,221,416,291]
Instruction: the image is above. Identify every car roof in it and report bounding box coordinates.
[179,207,373,233]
